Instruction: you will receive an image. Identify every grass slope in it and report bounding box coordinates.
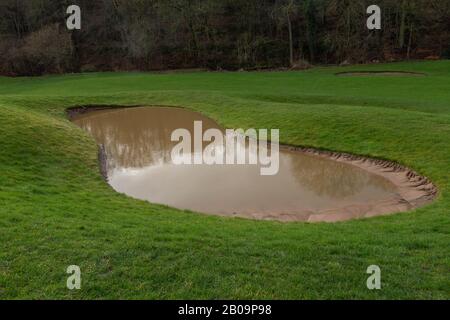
[0,61,449,299]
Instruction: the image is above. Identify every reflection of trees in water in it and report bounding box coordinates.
[286,152,395,199]
[74,108,218,173]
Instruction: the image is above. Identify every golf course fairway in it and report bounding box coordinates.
[0,61,449,299]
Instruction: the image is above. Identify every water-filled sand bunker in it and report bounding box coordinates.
[336,71,426,77]
[70,106,436,222]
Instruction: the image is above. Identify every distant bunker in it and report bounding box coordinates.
[336,71,426,77]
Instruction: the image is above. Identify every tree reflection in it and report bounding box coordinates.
[74,107,218,174]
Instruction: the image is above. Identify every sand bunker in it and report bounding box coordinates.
[69,106,437,223]
[336,71,426,77]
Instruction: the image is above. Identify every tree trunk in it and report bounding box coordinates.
[407,23,413,59]
[287,12,294,67]
[399,0,407,48]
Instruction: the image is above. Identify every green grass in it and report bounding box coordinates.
[0,61,449,299]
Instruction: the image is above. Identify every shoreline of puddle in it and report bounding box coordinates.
[68,105,438,223]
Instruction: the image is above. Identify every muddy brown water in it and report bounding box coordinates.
[72,107,426,222]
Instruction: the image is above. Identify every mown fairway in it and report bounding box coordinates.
[0,61,449,299]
